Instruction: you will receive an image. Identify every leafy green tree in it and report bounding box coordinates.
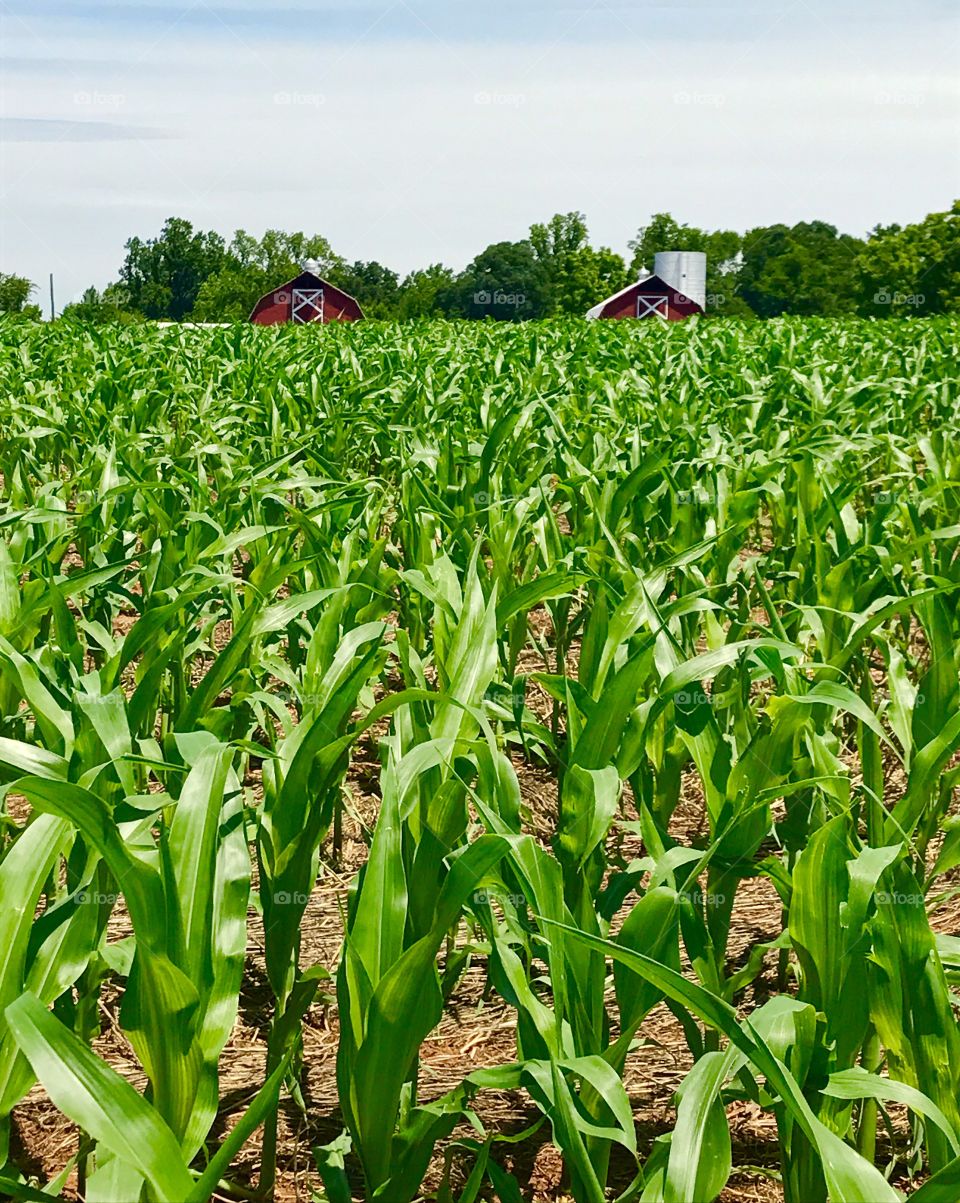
[440,241,551,320]
[396,264,456,319]
[330,261,401,318]
[529,212,628,315]
[738,221,863,317]
[190,269,262,322]
[0,272,41,319]
[119,217,228,320]
[60,284,139,324]
[628,213,698,274]
[857,201,960,315]
[228,229,341,280]
[191,229,343,321]
[628,212,742,273]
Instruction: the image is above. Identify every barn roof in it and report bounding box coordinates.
[585,273,694,319]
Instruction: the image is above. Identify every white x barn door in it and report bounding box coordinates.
[292,288,325,323]
[637,294,669,319]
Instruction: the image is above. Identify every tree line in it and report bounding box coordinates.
[1,202,957,323]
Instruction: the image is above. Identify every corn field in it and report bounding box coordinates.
[0,316,959,1203]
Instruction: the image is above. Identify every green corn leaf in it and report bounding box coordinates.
[823,1068,960,1155]
[5,993,194,1203]
[541,917,899,1202]
[663,1048,736,1203]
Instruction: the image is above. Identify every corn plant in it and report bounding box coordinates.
[1,315,958,1202]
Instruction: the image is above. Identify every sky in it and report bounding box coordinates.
[1,0,958,312]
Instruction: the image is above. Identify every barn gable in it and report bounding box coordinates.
[249,270,364,325]
[586,272,704,322]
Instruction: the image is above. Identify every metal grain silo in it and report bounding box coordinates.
[654,251,707,311]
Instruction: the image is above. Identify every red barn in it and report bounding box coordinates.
[586,272,703,322]
[249,261,364,325]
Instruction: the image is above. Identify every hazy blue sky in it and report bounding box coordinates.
[1,0,958,310]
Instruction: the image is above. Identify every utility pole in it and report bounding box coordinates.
[49,274,55,321]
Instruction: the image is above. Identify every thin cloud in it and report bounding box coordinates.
[0,117,171,142]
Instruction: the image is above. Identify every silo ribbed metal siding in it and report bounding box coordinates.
[654,251,707,311]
